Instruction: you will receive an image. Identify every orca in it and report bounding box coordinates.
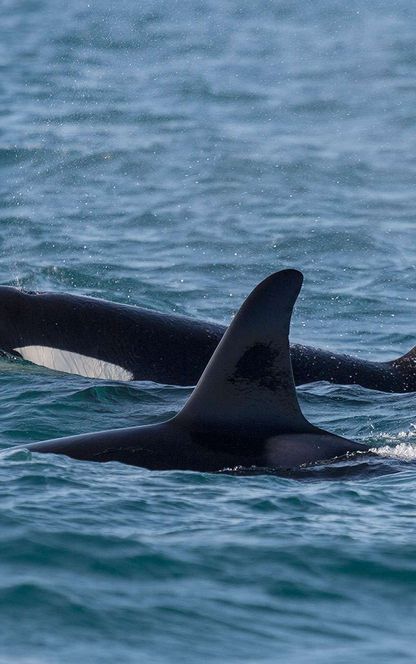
[0,284,413,392]
[23,270,368,471]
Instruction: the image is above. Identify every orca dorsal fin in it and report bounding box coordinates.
[177,269,315,434]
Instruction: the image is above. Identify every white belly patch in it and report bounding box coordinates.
[14,345,134,381]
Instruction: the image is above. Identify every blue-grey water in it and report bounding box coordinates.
[1,1,415,662]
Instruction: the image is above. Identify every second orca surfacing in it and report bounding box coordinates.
[0,282,413,392]
[24,270,368,472]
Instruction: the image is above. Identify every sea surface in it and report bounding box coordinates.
[1,0,415,662]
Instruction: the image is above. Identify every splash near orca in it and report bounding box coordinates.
[23,270,368,471]
[0,283,413,392]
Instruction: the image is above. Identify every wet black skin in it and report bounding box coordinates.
[0,286,413,392]
[26,420,368,472]
[20,270,369,471]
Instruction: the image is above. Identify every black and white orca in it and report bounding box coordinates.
[23,270,368,471]
[0,282,414,392]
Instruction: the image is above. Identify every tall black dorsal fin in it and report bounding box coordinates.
[177,269,315,434]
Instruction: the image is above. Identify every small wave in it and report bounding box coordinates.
[375,424,416,442]
[370,425,416,462]
[0,447,31,462]
[371,442,416,461]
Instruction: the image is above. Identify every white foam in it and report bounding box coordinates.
[14,345,133,381]
[371,442,416,461]
[369,424,416,461]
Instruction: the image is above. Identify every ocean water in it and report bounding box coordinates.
[1,0,415,662]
